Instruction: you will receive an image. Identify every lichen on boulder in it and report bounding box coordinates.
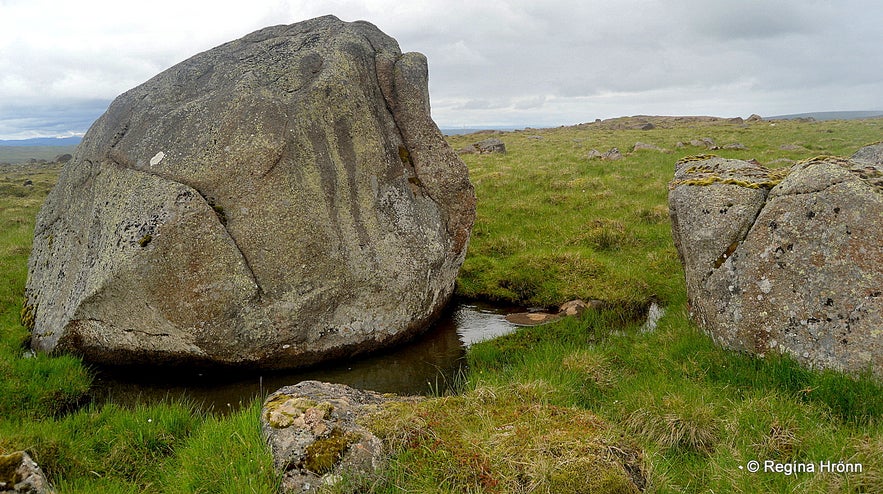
[669,147,883,376]
[23,15,475,370]
[261,380,423,493]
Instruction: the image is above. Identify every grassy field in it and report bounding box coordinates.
[1,116,882,492]
[0,145,77,164]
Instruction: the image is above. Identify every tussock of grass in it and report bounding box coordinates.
[365,383,644,493]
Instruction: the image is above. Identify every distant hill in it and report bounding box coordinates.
[0,145,78,164]
[0,136,83,147]
[767,110,883,121]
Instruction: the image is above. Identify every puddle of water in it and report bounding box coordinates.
[90,299,522,413]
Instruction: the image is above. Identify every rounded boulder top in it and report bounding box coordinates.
[24,15,476,370]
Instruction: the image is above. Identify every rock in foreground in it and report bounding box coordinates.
[669,150,883,376]
[261,381,421,492]
[23,16,475,369]
[0,451,53,494]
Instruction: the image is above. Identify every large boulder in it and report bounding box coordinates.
[23,16,475,369]
[669,151,883,376]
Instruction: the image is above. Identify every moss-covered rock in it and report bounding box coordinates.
[261,381,423,493]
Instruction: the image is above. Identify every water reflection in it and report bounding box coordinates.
[91,299,521,412]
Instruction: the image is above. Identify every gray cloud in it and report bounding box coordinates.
[0,0,881,138]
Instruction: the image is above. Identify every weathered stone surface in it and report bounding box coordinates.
[602,147,623,160]
[0,451,53,494]
[472,137,506,154]
[689,137,716,149]
[669,153,883,376]
[261,381,421,493]
[852,141,883,165]
[23,15,475,369]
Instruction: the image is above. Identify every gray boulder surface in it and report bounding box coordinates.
[669,151,883,376]
[0,451,53,494]
[23,15,475,369]
[852,141,883,165]
[261,380,421,493]
[473,137,507,154]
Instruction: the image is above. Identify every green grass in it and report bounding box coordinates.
[2,117,883,492]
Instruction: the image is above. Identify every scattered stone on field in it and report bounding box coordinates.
[53,154,72,163]
[527,135,543,140]
[588,149,604,160]
[0,451,53,494]
[723,142,748,150]
[472,137,507,154]
[262,381,422,493]
[728,117,744,124]
[747,114,764,122]
[602,147,623,160]
[22,179,33,187]
[640,122,655,130]
[669,151,883,376]
[852,141,883,165]
[689,138,717,149]
[633,142,668,153]
[23,15,475,369]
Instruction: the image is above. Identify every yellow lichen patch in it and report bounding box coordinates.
[676,154,719,166]
[20,302,37,331]
[796,155,851,167]
[263,395,325,429]
[671,158,792,190]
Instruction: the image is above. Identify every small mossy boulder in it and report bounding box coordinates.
[261,381,423,493]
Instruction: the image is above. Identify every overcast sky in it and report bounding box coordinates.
[1,0,881,139]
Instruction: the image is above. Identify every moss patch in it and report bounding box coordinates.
[301,427,359,475]
[0,451,24,486]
